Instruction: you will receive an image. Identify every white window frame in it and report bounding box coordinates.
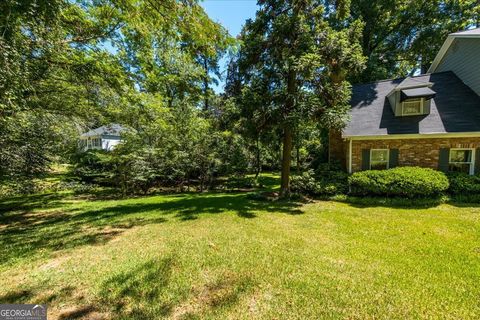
[370,149,390,170]
[402,98,424,116]
[449,148,475,175]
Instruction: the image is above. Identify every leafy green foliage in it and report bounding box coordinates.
[4,0,477,200]
[72,102,256,194]
[291,168,349,196]
[0,0,233,188]
[231,0,365,195]
[346,0,480,82]
[447,173,480,194]
[349,167,449,197]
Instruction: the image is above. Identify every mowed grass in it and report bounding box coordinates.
[0,176,479,319]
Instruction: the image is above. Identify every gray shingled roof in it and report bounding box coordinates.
[81,123,126,137]
[400,87,436,101]
[395,76,432,89]
[451,28,480,36]
[344,71,480,137]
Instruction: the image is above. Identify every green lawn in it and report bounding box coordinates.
[0,177,479,319]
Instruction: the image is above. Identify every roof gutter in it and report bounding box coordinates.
[348,138,353,174]
[343,132,480,141]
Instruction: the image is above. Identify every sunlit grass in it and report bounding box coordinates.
[0,174,479,319]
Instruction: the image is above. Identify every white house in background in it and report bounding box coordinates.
[79,123,126,151]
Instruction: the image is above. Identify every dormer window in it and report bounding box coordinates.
[387,77,437,117]
[402,98,423,116]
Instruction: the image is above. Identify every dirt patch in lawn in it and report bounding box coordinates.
[55,305,109,320]
[172,271,253,319]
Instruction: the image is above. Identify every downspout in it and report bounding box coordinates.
[348,138,353,174]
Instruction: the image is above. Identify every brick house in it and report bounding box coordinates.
[330,28,480,175]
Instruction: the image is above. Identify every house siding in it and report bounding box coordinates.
[101,137,122,151]
[436,38,480,96]
[348,137,480,172]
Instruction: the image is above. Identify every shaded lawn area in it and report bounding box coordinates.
[0,183,479,318]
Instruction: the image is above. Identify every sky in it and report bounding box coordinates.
[199,0,259,93]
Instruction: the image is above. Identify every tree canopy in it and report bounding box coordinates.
[230,0,365,195]
[1,0,479,196]
[0,0,232,188]
[346,0,480,83]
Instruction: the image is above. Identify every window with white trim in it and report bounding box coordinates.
[402,98,423,115]
[370,149,389,170]
[449,148,474,174]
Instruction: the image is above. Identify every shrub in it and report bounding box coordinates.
[291,168,348,196]
[72,150,115,186]
[348,167,449,198]
[447,173,480,194]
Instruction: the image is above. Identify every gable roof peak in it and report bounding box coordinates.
[395,76,433,90]
[428,27,480,73]
[81,123,127,137]
[450,27,480,37]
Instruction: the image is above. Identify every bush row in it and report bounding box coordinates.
[446,172,480,194]
[348,167,449,197]
[292,166,480,198]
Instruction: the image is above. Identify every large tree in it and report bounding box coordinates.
[235,0,365,196]
[0,0,232,185]
[346,0,480,83]
[113,0,233,110]
[0,0,128,184]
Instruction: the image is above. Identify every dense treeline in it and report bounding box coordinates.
[1,0,479,196]
[0,0,234,192]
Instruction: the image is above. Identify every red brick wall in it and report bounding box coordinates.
[329,130,346,169]
[349,137,480,172]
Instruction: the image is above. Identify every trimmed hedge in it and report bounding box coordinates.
[447,173,480,194]
[349,167,449,197]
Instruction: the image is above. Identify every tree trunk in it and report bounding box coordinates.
[280,68,296,197]
[280,124,293,197]
[203,57,209,112]
[254,137,261,179]
[200,176,204,192]
[296,144,300,174]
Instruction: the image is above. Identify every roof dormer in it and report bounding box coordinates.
[386,77,436,117]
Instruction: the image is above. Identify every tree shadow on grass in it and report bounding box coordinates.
[0,283,102,319]
[99,256,176,319]
[0,192,304,267]
[99,256,253,319]
[0,205,167,267]
[77,193,304,221]
[0,290,34,304]
[0,192,68,214]
[335,195,480,210]
[335,196,449,210]
[0,256,254,320]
